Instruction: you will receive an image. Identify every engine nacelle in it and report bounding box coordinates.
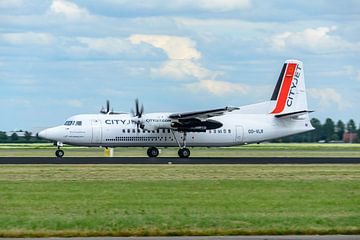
[171,119,222,132]
[141,114,172,131]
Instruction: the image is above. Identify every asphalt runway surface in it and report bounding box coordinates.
[3,236,360,240]
[0,157,360,164]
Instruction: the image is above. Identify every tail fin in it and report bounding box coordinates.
[270,59,309,116]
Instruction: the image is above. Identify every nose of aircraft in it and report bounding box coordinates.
[38,127,62,141]
[38,129,50,139]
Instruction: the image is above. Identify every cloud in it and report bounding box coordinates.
[76,37,130,55]
[48,0,90,20]
[357,71,360,82]
[0,32,54,45]
[194,0,251,12]
[151,60,214,80]
[129,34,214,80]
[129,34,249,97]
[129,34,201,60]
[186,79,249,96]
[97,0,250,13]
[319,65,360,83]
[308,88,349,110]
[319,65,354,77]
[63,99,83,107]
[271,26,360,53]
[0,0,23,8]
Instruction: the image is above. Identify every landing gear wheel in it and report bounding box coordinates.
[147,147,159,158]
[178,148,190,158]
[55,149,64,158]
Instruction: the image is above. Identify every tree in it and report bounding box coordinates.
[0,131,7,142]
[322,118,335,142]
[310,118,322,142]
[24,131,32,142]
[347,119,357,133]
[10,133,18,142]
[335,120,345,140]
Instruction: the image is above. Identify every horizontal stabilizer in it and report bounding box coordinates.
[275,110,314,118]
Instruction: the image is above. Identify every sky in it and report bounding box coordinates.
[0,0,360,131]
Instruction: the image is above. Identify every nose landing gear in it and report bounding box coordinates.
[55,149,64,158]
[54,141,64,158]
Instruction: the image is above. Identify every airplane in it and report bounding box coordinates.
[38,59,314,158]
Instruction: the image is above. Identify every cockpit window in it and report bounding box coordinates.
[64,121,73,125]
[64,120,82,126]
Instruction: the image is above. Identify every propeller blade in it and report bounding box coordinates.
[130,98,145,129]
[139,104,144,118]
[135,98,139,116]
[106,100,110,113]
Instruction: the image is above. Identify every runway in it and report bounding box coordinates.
[0,157,359,164]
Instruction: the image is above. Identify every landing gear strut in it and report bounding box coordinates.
[172,131,191,158]
[54,142,64,158]
[147,147,159,158]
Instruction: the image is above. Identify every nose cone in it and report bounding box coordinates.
[38,127,62,141]
[38,129,49,139]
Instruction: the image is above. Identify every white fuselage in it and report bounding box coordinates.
[39,111,313,148]
[38,59,314,152]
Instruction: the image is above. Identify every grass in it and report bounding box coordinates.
[0,164,359,237]
[0,143,360,157]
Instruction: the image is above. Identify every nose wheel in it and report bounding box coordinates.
[147,147,159,158]
[178,148,190,158]
[55,149,64,158]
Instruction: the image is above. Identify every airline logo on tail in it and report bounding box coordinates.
[271,63,302,114]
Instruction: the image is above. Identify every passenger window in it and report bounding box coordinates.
[122,129,125,133]
[228,129,231,133]
[132,129,135,133]
[167,129,171,133]
[127,129,130,133]
[162,129,165,133]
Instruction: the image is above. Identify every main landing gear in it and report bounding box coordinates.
[147,147,159,158]
[175,131,191,158]
[54,141,64,158]
[146,131,191,158]
[178,148,190,158]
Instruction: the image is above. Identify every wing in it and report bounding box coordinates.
[169,106,239,120]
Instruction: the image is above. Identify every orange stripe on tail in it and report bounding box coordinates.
[271,63,297,114]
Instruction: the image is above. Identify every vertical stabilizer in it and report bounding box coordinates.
[270,60,308,115]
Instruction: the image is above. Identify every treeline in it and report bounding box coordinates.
[0,131,48,143]
[274,118,359,143]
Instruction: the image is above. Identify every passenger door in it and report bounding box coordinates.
[91,119,102,144]
[235,125,243,143]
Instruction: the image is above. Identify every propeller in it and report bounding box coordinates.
[100,100,111,114]
[131,98,145,129]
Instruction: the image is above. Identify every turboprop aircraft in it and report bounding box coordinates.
[38,59,314,158]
